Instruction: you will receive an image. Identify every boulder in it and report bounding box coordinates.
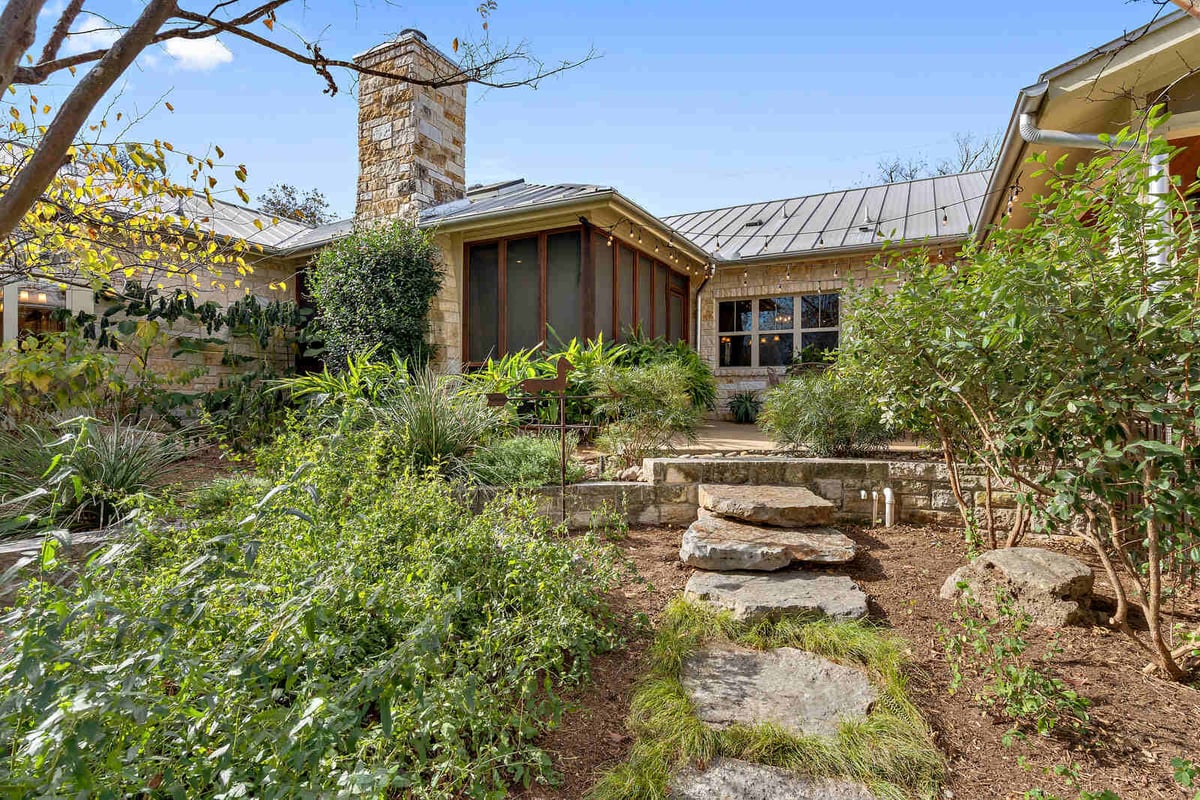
[699,484,834,528]
[940,546,1094,627]
[679,514,856,571]
[669,758,875,800]
[685,570,868,622]
[681,646,876,739]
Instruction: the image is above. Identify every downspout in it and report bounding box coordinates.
[693,262,715,353]
[1018,109,1169,269]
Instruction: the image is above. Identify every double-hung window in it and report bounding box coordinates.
[717,293,839,368]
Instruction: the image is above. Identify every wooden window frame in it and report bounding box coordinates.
[463,225,695,365]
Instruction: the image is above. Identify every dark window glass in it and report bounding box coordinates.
[468,243,500,362]
[801,293,839,329]
[759,332,794,366]
[506,237,541,352]
[594,232,614,342]
[669,291,684,343]
[546,231,582,346]
[719,334,752,367]
[800,330,839,360]
[655,263,669,340]
[718,300,752,332]
[637,255,653,335]
[618,246,635,339]
[759,297,794,331]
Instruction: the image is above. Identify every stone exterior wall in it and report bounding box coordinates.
[106,254,299,393]
[698,247,961,417]
[475,456,990,530]
[355,30,466,223]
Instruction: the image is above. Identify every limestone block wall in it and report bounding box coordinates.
[355,30,466,223]
[475,456,990,530]
[698,247,959,418]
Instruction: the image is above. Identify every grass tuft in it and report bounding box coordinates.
[587,599,945,800]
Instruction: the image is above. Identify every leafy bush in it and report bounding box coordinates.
[468,433,585,487]
[620,332,717,411]
[940,587,1091,743]
[726,390,762,424]
[0,331,120,417]
[0,415,190,533]
[760,370,891,456]
[0,446,627,797]
[595,361,701,467]
[838,121,1200,678]
[374,369,506,478]
[309,219,444,369]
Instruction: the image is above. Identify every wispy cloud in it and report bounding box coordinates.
[163,37,233,71]
[64,12,120,54]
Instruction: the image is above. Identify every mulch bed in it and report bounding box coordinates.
[522,524,1200,800]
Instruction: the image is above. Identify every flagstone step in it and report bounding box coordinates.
[679,514,857,571]
[699,484,834,528]
[669,757,875,800]
[684,570,869,623]
[681,645,876,740]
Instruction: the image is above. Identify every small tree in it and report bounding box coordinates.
[309,220,443,369]
[256,184,334,225]
[840,116,1200,679]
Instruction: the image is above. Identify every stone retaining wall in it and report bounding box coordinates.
[477,456,987,529]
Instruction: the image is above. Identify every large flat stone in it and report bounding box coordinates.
[685,570,868,622]
[669,758,875,800]
[940,546,1094,627]
[682,646,876,739]
[679,514,856,571]
[699,484,834,527]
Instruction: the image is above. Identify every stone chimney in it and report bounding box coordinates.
[354,29,466,222]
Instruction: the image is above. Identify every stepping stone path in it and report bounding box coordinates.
[669,758,875,800]
[681,645,877,739]
[666,482,879,797]
[699,484,834,528]
[684,570,868,622]
[680,514,856,571]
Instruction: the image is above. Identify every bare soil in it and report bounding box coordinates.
[521,524,1200,800]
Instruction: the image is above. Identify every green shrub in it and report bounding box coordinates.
[760,370,891,457]
[0,450,627,797]
[309,219,444,369]
[468,433,585,487]
[0,414,190,533]
[374,369,507,478]
[621,332,717,411]
[726,390,762,424]
[595,361,701,468]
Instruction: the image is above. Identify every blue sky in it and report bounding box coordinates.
[31,0,1171,219]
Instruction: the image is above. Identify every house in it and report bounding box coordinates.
[4,14,1199,408]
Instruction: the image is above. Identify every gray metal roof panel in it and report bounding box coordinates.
[663,170,989,261]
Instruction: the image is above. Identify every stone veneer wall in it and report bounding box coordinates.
[699,248,961,418]
[476,456,988,530]
[355,30,466,223]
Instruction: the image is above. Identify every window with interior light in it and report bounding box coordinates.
[717,293,839,368]
[16,284,66,339]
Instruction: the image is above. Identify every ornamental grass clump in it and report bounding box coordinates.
[0,431,628,797]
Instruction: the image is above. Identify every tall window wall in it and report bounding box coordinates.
[464,225,691,363]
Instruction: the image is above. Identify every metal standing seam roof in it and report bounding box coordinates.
[662,170,990,261]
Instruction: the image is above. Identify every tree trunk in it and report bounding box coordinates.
[0,0,177,242]
[0,0,46,96]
